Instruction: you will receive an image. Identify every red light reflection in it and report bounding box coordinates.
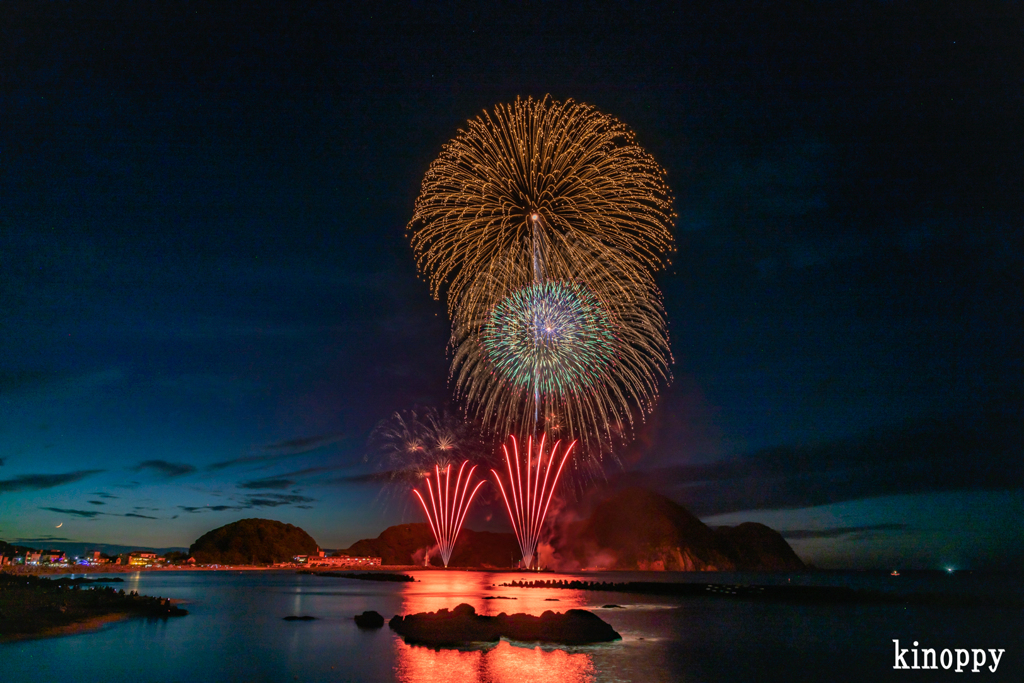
[484,641,595,682]
[393,642,483,683]
[394,640,595,683]
[401,571,590,616]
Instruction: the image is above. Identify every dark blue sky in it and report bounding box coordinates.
[2,0,1021,568]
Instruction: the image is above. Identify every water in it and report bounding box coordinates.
[4,570,1022,682]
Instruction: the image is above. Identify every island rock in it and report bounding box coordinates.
[388,603,620,647]
[354,610,385,628]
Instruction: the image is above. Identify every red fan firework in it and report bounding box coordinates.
[491,434,576,569]
[412,461,486,567]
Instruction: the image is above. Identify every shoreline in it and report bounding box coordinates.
[1,564,476,576]
[0,573,187,643]
[2,612,132,643]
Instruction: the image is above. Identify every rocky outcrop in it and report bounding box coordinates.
[714,522,804,570]
[388,603,620,647]
[0,574,186,641]
[562,488,804,571]
[354,610,385,628]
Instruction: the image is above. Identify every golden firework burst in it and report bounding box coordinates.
[408,96,675,458]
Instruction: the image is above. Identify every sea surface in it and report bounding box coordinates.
[4,569,1022,682]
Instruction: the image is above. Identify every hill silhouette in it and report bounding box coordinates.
[342,488,802,571]
[189,518,319,565]
[561,488,804,571]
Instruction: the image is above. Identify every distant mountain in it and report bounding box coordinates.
[343,490,801,571]
[0,540,42,557]
[341,524,519,568]
[189,518,319,565]
[560,488,804,571]
[2,540,188,558]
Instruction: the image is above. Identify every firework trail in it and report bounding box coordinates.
[407,96,674,457]
[491,434,576,569]
[412,461,486,567]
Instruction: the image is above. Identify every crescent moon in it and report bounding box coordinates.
[55,522,63,528]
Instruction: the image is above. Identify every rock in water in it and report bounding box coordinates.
[388,603,621,647]
[500,609,621,645]
[390,604,499,646]
[354,610,385,629]
[283,615,317,621]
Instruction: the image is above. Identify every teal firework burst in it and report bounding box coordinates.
[482,282,615,394]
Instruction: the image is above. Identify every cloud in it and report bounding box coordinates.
[130,460,197,478]
[0,470,104,493]
[780,524,909,540]
[236,466,342,490]
[91,492,118,499]
[206,434,345,472]
[262,434,344,455]
[87,500,106,505]
[0,458,5,467]
[616,406,1023,517]
[326,470,398,485]
[176,493,315,513]
[40,506,160,520]
[206,453,297,471]
[178,504,245,514]
[243,494,315,508]
[40,507,102,518]
[237,477,294,490]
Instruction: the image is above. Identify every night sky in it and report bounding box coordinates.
[2,1,1021,569]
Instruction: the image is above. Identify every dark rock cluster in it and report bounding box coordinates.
[388,603,620,647]
[354,610,385,628]
[0,574,186,640]
[310,572,414,582]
